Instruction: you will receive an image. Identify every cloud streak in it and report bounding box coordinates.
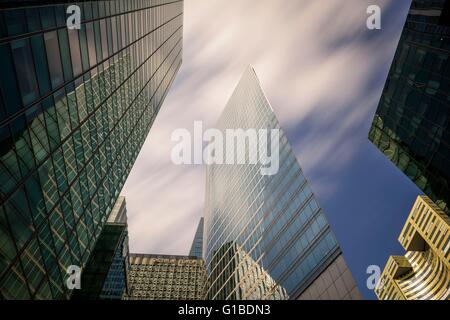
[121,0,413,298]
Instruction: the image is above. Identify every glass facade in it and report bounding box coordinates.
[0,0,183,299]
[72,195,130,300]
[188,217,204,259]
[203,66,359,299]
[99,196,130,300]
[368,0,450,214]
[126,254,207,300]
[208,242,288,300]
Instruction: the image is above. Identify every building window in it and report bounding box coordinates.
[11,39,39,106]
[44,32,64,89]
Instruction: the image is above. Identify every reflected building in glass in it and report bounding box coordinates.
[209,242,288,300]
[72,196,130,300]
[203,66,361,300]
[368,0,450,214]
[0,0,183,299]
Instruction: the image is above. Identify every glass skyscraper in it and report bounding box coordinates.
[189,217,204,259]
[368,0,450,214]
[0,0,183,299]
[99,196,131,300]
[72,195,130,300]
[203,66,361,300]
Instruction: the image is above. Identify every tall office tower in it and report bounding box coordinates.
[0,1,183,299]
[375,196,450,300]
[368,0,450,214]
[203,66,361,300]
[126,254,207,300]
[72,196,130,300]
[189,217,204,259]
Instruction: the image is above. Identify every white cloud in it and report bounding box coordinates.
[121,0,408,255]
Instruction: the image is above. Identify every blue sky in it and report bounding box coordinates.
[122,0,418,299]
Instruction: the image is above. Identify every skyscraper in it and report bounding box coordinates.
[0,0,183,299]
[72,196,130,300]
[375,195,450,300]
[368,0,450,214]
[126,254,207,300]
[203,66,361,300]
[98,196,131,300]
[189,217,204,259]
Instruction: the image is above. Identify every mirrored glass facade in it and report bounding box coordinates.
[0,0,183,299]
[99,196,130,300]
[72,195,130,300]
[204,66,360,300]
[189,217,204,259]
[369,0,450,214]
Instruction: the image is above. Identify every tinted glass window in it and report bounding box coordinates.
[44,31,64,89]
[11,39,39,105]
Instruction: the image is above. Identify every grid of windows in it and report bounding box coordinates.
[188,217,204,259]
[126,254,207,300]
[203,66,343,300]
[0,0,183,299]
[209,242,288,300]
[99,227,130,299]
[369,0,450,214]
[375,196,450,300]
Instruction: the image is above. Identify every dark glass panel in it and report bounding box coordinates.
[11,39,39,106]
[25,8,41,32]
[30,35,52,96]
[0,44,21,115]
[57,29,74,82]
[4,187,34,252]
[40,7,56,29]
[44,31,64,89]
[78,27,90,72]
[4,9,26,36]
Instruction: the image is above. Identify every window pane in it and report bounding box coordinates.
[57,29,73,82]
[68,29,82,77]
[44,31,64,89]
[30,35,51,96]
[86,22,97,68]
[40,7,56,29]
[11,39,39,106]
[0,44,21,114]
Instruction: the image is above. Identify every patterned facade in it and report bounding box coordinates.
[0,0,183,299]
[375,195,450,300]
[126,254,207,300]
[209,242,288,300]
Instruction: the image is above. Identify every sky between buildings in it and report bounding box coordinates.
[122,0,418,299]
